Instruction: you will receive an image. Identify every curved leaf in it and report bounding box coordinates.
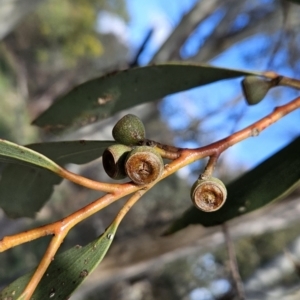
[164,136,300,235]
[0,140,115,218]
[0,139,61,173]
[32,62,261,133]
[28,140,115,165]
[0,222,117,300]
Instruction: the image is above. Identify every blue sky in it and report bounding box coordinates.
[122,0,300,171]
[126,0,198,63]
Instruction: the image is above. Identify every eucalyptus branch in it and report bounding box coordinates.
[2,95,299,252]
[1,93,299,299]
[0,190,134,252]
[19,189,150,300]
[175,95,300,169]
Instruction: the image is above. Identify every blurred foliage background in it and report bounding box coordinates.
[0,0,300,299]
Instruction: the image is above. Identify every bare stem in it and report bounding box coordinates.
[165,95,300,176]
[0,186,135,252]
[19,189,150,300]
[222,223,245,300]
[202,154,219,176]
[57,168,122,193]
[19,233,67,300]
[140,139,181,160]
[263,72,300,90]
[277,76,300,90]
[114,189,149,227]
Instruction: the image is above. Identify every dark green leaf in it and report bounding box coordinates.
[0,222,117,300]
[164,136,300,235]
[0,139,61,173]
[0,140,115,218]
[0,166,60,218]
[28,140,115,165]
[32,62,261,133]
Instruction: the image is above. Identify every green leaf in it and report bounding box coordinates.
[0,140,115,218]
[28,140,115,165]
[0,166,60,218]
[164,136,300,235]
[32,62,261,133]
[0,139,61,173]
[0,222,117,300]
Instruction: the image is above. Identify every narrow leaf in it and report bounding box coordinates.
[28,140,116,165]
[165,136,300,235]
[0,140,115,218]
[0,139,61,173]
[32,62,261,133]
[0,223,117,300]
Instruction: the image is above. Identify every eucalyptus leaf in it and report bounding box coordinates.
[164,136,300,235]
[28,140,116,165]
[0,222,117,300]
[0,139,61,173]
[0,140,115,218]
[32,62,261,133]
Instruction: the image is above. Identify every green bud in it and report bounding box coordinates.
[112,114,146,146]
[242,76,273,105]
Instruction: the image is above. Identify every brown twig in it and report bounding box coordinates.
[0,190,133,252]
[202,154,220,176]
[57,167,123,193]
[19,234,67,300]
[139,138,181,160]
[164,95,300,176]
[263,73,300,90]
[222,223,245,300]
[19,188,150,300]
